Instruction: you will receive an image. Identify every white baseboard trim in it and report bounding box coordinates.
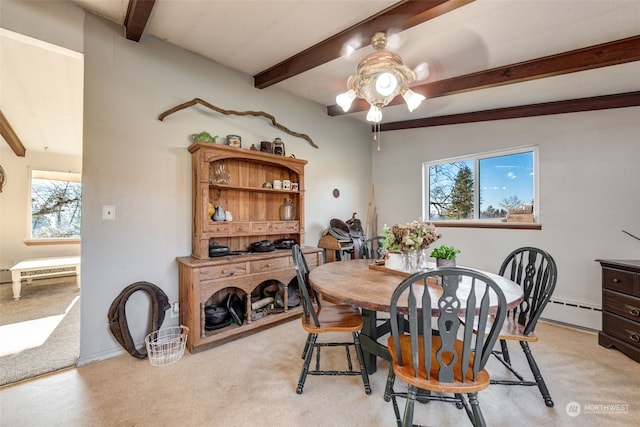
[542,297,602,331]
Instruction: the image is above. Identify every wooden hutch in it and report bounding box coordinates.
[177,142,322,353]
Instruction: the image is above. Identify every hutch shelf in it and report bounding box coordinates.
[177,142,322,352]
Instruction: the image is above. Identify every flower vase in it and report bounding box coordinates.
[386,252,403,271]
[403,251,418,273]
[418,249,430,270]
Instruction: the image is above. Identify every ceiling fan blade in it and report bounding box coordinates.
[384,29,405,52]
[412,62,430,82]
[340,34,366,59]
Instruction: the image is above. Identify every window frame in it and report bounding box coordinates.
[26,168,82,245]
[422,146,539,229]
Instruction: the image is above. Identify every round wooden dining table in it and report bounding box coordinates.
[308,259,524,374]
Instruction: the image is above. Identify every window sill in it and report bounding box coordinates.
[24,238,81,246]
[431,221,541,230]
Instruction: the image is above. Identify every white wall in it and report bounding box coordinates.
[79,14,371,363]
[0,0,83,53]
[372,108,640,329]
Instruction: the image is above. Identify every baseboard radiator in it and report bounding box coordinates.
[542,297,602,332]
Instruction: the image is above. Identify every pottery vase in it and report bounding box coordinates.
[385,252,403,271]
[436,258,456,268]
[213,206,226,221]
[280,198,295,221]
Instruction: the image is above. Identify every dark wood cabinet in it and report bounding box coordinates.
[597,259,640,362]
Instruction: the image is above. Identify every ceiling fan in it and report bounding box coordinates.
[335,31,427,123]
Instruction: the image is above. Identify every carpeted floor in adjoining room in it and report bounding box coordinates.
[0,316,638,426]
[0,277,80,386]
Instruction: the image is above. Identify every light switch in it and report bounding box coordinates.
[103,205,115,220]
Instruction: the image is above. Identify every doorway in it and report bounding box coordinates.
[0,29,84,385]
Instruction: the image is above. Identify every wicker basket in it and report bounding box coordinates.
[145,325,189,366]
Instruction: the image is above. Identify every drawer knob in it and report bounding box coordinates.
[612,278,621,283]
[222,269,228,274]
[266,263,272,268]
[630,307,640,317]
[630,333,640,343]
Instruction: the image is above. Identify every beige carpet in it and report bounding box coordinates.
[1,317,638,426]
[0,277,80,385]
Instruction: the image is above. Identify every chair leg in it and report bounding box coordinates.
[385,367,403,426]
[301,334,312,359]
[384,365,395,402]
[297,333,317,394]
[500,339,511,364]
[403,385,418,427]
[491,347,525,382]
[467,392,487,427]
[521,341,554,407]
[353,332,372,394]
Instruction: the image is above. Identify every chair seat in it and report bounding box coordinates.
[471,315,539,342]
[388,335,491,394]
[301,304,363,333]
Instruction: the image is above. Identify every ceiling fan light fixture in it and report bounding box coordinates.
[375,72,398,97]
[337,32,424,123]
[336,89,357,112]
[402,89,426,112]
[366,105,382,123]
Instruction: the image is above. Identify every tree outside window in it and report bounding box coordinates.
[31,170,82,239]
[425,148,536,221]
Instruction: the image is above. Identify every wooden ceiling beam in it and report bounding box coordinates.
[328,34,640,116]
[124,0,156,42]
[253,0,473,89]
[0,110,27,157]
[378,91,640,131]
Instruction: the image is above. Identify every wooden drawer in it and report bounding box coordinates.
[284,221,299,232]
[206,222,231,234]
[271,222,285,232]
[603,289,640,322]
[292,251,319,269]
[251,222,270,233]
[200,262,247,280]
[250,256,289,273]
[602,312,640,349]
[231,222,250,233]
[602,267,638,295]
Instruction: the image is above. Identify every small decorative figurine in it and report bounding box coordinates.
[226,135,242,148]
[273,138,285,156]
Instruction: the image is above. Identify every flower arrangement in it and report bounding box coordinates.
[382,220,441,254]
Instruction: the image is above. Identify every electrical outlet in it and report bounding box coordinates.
[171,301,179,318]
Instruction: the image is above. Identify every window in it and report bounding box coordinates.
[30,169,82,240]
[424,147,536,222]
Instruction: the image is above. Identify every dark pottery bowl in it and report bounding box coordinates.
[205,305,229,326]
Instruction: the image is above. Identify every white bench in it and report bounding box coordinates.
[9,256,81,300]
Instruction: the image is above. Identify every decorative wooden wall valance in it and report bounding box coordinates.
[158,98,318,149]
